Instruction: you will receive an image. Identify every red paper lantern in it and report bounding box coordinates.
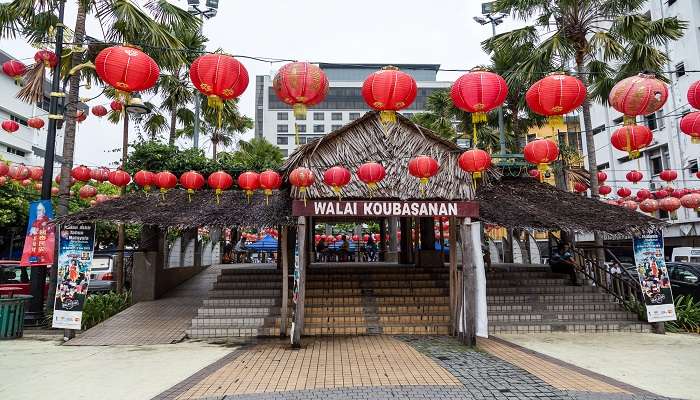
[637,189,652,201]
[357,162,386,192]
[697,171,700,179]
[90,167,110,183]
[55,175,76,186]
[680,111,700,144]
[408,156,440,189]
[362,66,417,123]
[617,187,632,198]
[0,163,8,177]
[71,165,91,182]
[79,184,97,199]
[20,178,31,187]
[238,171,260,201]
[27,117,44,129]
[2,120,19,133]
[208,171,234,201]
[659,197,681,213]
[458,149,492,179]
[259,170,282,199]
[523,139,559,176]
[289,167,315,202]
[688,80,700,110]
[323,166,351,197]
[92,105,108,117]
[659,169,678,183]
[76,110,87,123]
[108,169,131,187]
[525,73,586,123]
[180,171,205,200]
[154,171,177,196]
[681,193,700,209]
[599,185,612,196]
[621,200,638,211]
[96,194,109,203]
[609,73,668,125]
[9,164,30,181]
[134,170,156,191]
[597,171,608,183]
[654,189,669,199]
[51,186,59,196]
[626,170,643,184]
[573,182,588,193]
[273,62,329,118]
[34,50,57,68]
[528,169,540,179]
[671,188,687,199]
[2,60,26,82]
[451,70,508,123]
[639,199,659,213]
[95,46,160,97]
[190,54,249,117]
[110,101,123,112]
[610,125,653,159]
[29,166,43,181]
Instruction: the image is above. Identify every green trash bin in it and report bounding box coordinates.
[0,294,32,339]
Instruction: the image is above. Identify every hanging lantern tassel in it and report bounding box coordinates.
[187,188,194,202]
[471,112,487,124]
[332,185,342,201]
[245,189,253,204]
[294,123,300,146]
[300,187,308,206]
[379,110,396,124]
[264,189,272,205]
[623,115,637,126]
[472,124,478,148]
[160,188,167,200]
[208,95,224,128]
[215,188,222,204]
[293,103,307,119]
[419,177,429,197]
[367,182,377,198]
[537,163,548,182]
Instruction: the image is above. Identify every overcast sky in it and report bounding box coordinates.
[2,0,524,168]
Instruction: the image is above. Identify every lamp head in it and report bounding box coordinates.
[125,94,151,115]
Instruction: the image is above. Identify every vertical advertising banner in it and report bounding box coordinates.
[632,231,677,323]
[20,200,56,266]
[52,224,96,330]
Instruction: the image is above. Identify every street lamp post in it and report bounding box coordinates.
[474,5,507,154]
[26,0,66,325]
[186,0,219,150]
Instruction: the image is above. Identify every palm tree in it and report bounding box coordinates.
[221,137,285,171]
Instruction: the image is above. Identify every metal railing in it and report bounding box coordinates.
[573,244,643,304]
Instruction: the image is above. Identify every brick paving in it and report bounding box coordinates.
[67,264,225,346]
[155,336,672,400]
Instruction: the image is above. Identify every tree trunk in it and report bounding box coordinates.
[168,110,177,146]
[48,2,87,313]
[212,138,218,161]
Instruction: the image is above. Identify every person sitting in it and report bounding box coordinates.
[365,236,378,262]
[339,235,350,262]
[549,242,579,285]
[234,236,248,263]
[315,238,328,262]
[223,241,234,264]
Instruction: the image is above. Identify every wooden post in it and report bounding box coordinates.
[280,227,289,337]
[292,217,307,348]
[399,217,411,264]
[459,218,476,347]
[448,216,458,335]
[379,218,387,262]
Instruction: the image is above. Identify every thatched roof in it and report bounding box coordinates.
[282,111,476,201]
[478,177,665,237]
[56,189,294,228]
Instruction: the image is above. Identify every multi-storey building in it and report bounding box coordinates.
[0,49,64,169]
[582,0,700,247]
[254,63,452,157]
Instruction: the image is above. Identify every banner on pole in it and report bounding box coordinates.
[632,231,677,323]
[52,224,96,330]
[20,200,55,266]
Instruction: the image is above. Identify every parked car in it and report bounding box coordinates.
[88,255,117,293]
[0,260,49,296]
[670,247,700,263]
[666,262,700,300]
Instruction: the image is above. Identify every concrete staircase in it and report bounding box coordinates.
[186,267,282,338]
[487,265,650,334]
[303,264,450,335]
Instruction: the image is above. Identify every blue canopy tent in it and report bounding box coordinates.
[247,235,279,252]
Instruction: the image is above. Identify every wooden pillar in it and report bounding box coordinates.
[419,217,435,250]
[399,217,411,264]
[379,218,387,262]
[292,217,307,348]
[280,226,289,337]
[459,218,476,347]
[448,216,458,335]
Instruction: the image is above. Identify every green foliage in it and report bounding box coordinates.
[221,137,285,171]
[0,179,32,228]
[95,222,140,249]
[667,295,700,333]
[81,291,132,331]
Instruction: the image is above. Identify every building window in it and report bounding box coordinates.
[277,112,288,120]
[277,124,288,133]
[331,112,342,121]
[658,210,670,220]
[592,124,605,135]
[281,149,288,157]
[645,113,658,131]
[313,124,324,133]
[613,116,624,125]
[313,112,324,120]
[6,146,26,157]
[403,112,414,119]
[648,146,669,176]
[668,0,677,6]
[689,159,699,174]
[9,115,27,126]
[349,112,360,121]
[597,163,610,170]
[296,113,306,120]
[676,62,685,78]
[277,137,288,145]
[331,125,342,131]
[299,137,307,144]
[297,124,307,133]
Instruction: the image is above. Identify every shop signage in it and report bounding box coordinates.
[292,200,478,217]
[632,231,677,323]
[52,223,96,330]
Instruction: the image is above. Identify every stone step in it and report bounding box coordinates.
[307,273,448,281]
[486,278,569,287]
[487,302,625,313]
[487,311,639,323]
[486,272,567,279]
[203,298,280,307]
[216,274,283,282]
[209,288,281,298]
[304,304,450,315]
[220,269,281,275]
[186,326,281,338]
[487,293,614,303]
[305,281,449,289]
[486,286,598,295]
[302,322,450,336]
[197,306,281,317]
[305,287,449,296]
[491,265,552,272]
[303,295,449,306]
[487,321,651,334]
[213,281,283,289]
[191,316,281,328]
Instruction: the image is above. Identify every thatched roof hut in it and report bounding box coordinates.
[282,111,475,200]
